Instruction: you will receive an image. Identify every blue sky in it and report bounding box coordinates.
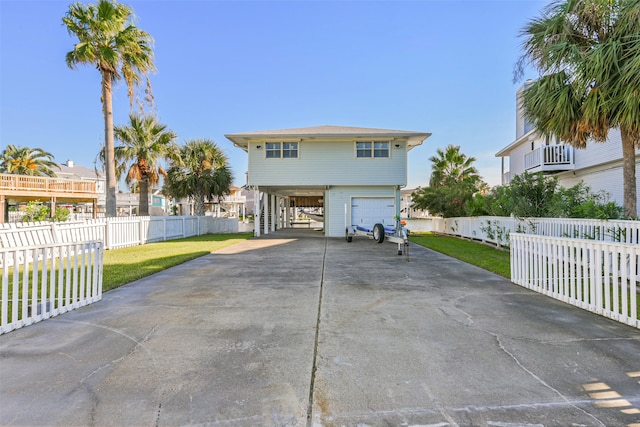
[0,0,547,189]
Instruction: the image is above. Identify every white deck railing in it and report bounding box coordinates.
[524,145,574,170]
[432,216,640,247]
[1,241,104,335]
[510,233,639,328]
[0,216,240,250]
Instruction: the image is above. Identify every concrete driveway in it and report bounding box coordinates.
[1,229,639,427]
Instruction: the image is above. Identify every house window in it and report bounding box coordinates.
[266,142,298,159]
[266,142,281,158]
[356,141,389,158]
[283,142,298,158]
[374,141,389,158]
[356,142,372,158]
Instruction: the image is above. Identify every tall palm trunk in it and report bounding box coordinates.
[139,174,150,216]
[621,127,638,218]
[194,193,206,216]
[101,70,117,217]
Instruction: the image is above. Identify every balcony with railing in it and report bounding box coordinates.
[0,173,97,199]
[524,145,575,173]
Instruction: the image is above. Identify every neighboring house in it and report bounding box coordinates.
[225,125,431,237]
[495,82,640,216]
[56,159,105,214]
[0,159,103,223]
[400,188,430,218]
[170,187,247,218]
[116,190,168,216]
[208,186,248,219]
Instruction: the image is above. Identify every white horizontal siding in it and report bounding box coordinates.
[248,140,407,186]
[557,159,640,215]
[503,128,639,178]
[573,129,623,169]
[325,186,397,237]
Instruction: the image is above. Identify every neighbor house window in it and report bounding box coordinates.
[265,142,298,158]
[266,142,281,158]
[356,141,389,158]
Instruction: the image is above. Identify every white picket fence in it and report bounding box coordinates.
[433,216,640,247]
[510,233,639,329]
[1,241,104,335]
[0,216,240,250]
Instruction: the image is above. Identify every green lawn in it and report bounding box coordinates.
[103,233,253,291]
[409,232,511,278]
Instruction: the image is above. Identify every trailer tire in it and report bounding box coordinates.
[373,223,385,243]
[345,228,352,242]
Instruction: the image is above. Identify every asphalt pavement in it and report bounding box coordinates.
[1,228,639,427]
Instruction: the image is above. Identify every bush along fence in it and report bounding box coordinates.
[0,240,104,335]
[0,216,240,250]
[510,233,639,329]
[432,216,640,248]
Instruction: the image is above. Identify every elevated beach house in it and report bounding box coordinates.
[225,125,431,237]
[496,82,640,216]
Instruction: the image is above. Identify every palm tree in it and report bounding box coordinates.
[165,139,233,216]
[0,145,59,177]
[63,0,154,217]
[412,145,485,217]
[428,145,482,188]
[515,0,640,218]
[112,113,178,216]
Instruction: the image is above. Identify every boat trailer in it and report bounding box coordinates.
[345,220,410,260]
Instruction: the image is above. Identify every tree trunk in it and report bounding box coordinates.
[195,193,206,216]
[620,127,638,218]
[101,71,117,217]
[139,174,150,216]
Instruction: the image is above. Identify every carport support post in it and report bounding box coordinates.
[270,194,276,232]
[263,191,269,236]
[253,188,261,237]
[285,197,290,227]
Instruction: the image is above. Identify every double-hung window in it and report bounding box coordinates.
[265,142,298,158]
[356,142,372,158]
[356,141,389,158]
[266,142,281,158]
[283,142,298,158]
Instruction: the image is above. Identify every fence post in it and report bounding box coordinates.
[50,222,61,244]
[104,218,110,250]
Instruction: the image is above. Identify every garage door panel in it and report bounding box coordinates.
[351,198,395,230]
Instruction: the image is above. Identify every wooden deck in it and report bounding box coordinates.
[0,173,99,223]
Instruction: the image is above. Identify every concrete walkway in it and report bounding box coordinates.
[1,229,639,426]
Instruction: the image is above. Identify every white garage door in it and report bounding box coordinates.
[351,198,395,230]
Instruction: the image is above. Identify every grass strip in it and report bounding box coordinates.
[103,233,252,292]
[409,232,511,278]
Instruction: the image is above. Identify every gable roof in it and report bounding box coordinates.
[56,163,105,180]
[226,125,431,152]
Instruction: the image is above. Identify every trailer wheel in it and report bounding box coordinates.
[345,228,352,242]
[373,223,385,243]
